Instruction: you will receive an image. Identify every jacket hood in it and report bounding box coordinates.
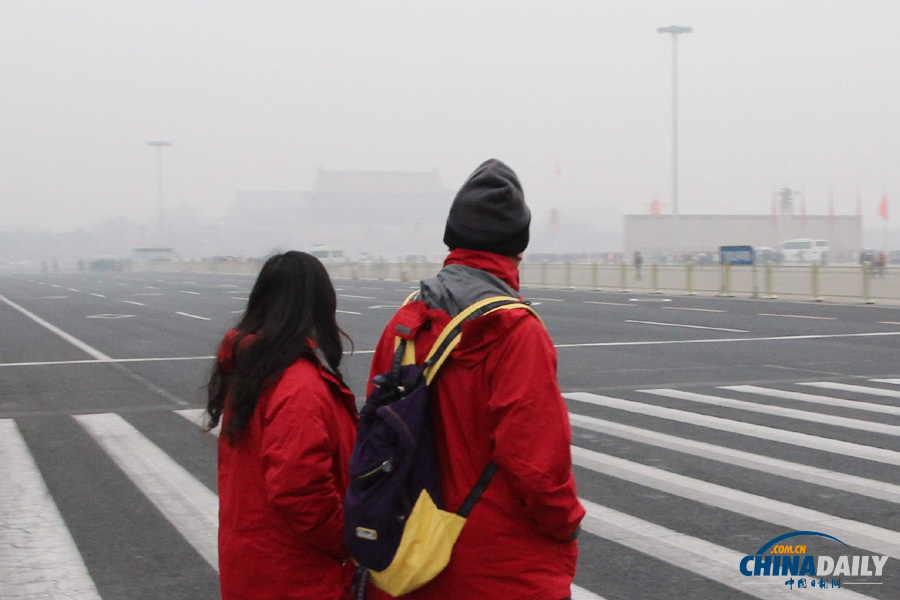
[419,249,520,317]
[217,330,257,374]
[217,330,338,378]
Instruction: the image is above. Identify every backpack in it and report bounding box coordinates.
[343,295,540,597]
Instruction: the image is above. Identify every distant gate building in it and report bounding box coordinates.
[222,169,452,258]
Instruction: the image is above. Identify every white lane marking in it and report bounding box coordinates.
[218,284,239,288]
[872,379,900,385]
[123,300,145,306]
[117,283,129,286]
[628,298,672,303]
[133,292,163,297]
[86,314,134,320]
[75,414,218,570]
[175,409,221,437]
[565,392,900,466]
[182,281,198,285]
[339,294,376,300]
[0,356,215,368]
[626,319,748,333]
[368,305,400,309]
[230,297,249,301]
[579,500,872,600]
[758,313,836,320]
[641,388,900,437]
[571,585,606,600]
[180,291,201,295]
[361,287,384,291]
[67,288,80,292]
[527,297,564,302]
[880,321,900,325]
[555,330,900,349]
[569,412,900,504]
[799,381,900,399]
[584,300,632,306]
[230,310,243,314]
[572,444,900,559]
[662,306,726,313]
[146,285,160,289]
[225,290,252,294]
[336,310,362,315]
[723,385,900,416]
[0,294,112,361]
[176,311,210,321]
[0,420,102,600]
[37,295,68,299]
[50,284,61,288]
[90,293,105,298]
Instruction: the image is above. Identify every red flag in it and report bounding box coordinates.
[878,193,889,221]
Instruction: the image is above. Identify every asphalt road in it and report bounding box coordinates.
[2,270,900,599]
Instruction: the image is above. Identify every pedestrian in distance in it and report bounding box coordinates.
[633,250,644,280]
[364,159,585,600]
[206,251,358,600]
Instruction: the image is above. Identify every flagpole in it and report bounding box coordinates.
[856,187,863,255]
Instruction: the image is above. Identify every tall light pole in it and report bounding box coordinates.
[147,140,172,244]
[657,25,691,257]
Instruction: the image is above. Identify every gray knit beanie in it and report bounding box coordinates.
[443,159,531,256]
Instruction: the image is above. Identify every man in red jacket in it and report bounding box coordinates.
[368,159,585,600]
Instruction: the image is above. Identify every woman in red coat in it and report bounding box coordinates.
[206,251,358,600]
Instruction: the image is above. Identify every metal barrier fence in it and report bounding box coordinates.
[131,260,898,304]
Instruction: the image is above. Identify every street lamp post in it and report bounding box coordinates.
[657,25,691,258]
[147,140,172,244]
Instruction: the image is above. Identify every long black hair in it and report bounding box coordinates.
[206,251,351,441]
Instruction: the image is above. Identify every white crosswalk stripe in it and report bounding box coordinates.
[571,444,900,559]
[640,388,900,436]
[579,499,871,600]
[799,381,900,399]
[74,413,219,570]
[4,376,900,598]
[565,391,900,465]
[568,412,900,504]
[722,384,900,416]
[0,420,101,600]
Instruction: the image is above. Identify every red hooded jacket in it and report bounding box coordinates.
[367,250,584,600]
[217,332,358,600]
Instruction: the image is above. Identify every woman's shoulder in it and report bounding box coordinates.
[278,355,327,391]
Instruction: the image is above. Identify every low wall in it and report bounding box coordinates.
[130,260,897,304]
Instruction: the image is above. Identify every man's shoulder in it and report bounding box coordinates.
[454,304,548,360]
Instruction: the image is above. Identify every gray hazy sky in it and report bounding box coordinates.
[2,1,898,232]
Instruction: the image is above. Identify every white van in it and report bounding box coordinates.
[779,239,829,264]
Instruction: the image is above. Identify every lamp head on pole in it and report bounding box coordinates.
[657,25,692,35]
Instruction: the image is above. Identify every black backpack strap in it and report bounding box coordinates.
[457,461,498,518]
